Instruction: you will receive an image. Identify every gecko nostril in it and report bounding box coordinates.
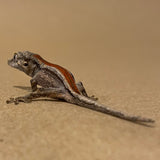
[8,59,12,65]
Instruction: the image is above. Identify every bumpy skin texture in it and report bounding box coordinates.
[7,51,155,124]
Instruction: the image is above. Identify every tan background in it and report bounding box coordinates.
[0,0,160,160]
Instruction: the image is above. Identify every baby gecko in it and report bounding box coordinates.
[6,51,155,124]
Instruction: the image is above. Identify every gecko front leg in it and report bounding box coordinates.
[6,88,72,105]
[30,79,38,92]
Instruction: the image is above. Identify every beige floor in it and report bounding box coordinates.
[0,1,160,160]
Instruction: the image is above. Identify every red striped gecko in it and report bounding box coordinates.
[7,51,155,124]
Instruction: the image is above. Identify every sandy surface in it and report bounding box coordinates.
[0,0,160,160]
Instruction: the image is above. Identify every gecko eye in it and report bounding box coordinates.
[23,62,28,66]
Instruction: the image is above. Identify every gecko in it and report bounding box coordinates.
[6,51,155,124]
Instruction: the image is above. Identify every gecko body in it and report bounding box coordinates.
[7,51,155,123]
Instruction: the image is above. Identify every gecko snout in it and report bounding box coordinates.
[7,56,18,68]
[8,59,12,66]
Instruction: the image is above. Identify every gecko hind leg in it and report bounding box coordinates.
[76,81,98,101]
[6,88,71,105]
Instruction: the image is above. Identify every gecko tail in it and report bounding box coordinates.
[73,95,155,123]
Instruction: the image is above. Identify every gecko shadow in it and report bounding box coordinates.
[13,85,155,128]
[14,85,32,91]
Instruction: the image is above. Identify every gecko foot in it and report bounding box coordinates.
[6,97,32,105]
[89,95,98,101]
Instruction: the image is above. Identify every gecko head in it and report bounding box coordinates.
[8,51,39,77]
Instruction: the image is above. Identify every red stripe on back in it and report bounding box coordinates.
[33,54,80,94]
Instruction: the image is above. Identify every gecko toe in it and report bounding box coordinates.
[6,98,15,104]
[90,95,98,101]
